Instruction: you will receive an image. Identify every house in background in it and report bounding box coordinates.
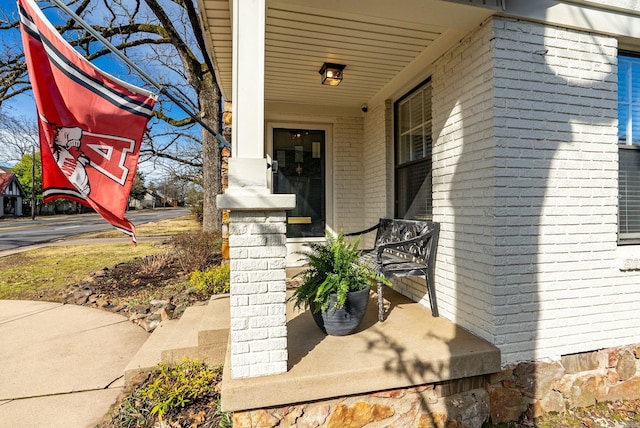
[192,0,640,424]
[128,190,164,210]
[0,166,25,217]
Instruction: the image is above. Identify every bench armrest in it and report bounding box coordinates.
[344,223,380,237]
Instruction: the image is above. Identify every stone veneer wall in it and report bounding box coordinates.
[487,344,640,424]
[231,344,640,427]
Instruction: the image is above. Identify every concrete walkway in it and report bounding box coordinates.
[0,301,148,427]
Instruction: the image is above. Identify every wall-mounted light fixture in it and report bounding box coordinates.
[319,63,345,86]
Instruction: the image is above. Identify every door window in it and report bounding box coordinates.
[272,128,326,238]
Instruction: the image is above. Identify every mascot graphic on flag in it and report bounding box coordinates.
[48,123,136,199]
[52,126,91,195]
[39,114,140,215]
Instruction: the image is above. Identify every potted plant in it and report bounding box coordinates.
[290,232,389,336]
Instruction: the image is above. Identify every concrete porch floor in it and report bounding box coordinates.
[221,286,501,412]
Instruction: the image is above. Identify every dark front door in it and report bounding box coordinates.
[272,128,326,238]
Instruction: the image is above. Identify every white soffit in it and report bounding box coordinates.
[199,0,233,99]
[199,0,494,107]
[264,3,445,107]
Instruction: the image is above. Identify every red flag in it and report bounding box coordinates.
[18,0,156,242]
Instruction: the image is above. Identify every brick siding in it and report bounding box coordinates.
[362,101,393,247]
[333,116,365,234]
[430,16,629,366]
[228,211,288,378]
[431,19,497,341]
[357,16,640,367]
[491,18,620,364]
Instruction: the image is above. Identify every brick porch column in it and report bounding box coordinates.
[227,210,288,378]
[218,167,294,379]
[218,0,295,379]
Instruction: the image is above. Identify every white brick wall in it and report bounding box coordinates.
[361,101,393,247]
[333,116,365,234]
[491,18,621,364]
[431,19,497,340]
[427,16,637,366]
[228,211,288,378]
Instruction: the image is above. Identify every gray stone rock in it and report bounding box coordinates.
[616,351,637,381]
[447,388,490,428]
[539,390,565,415]
[568,377,597,409]
[561,351,599,373]
[129,313,147,322]
[514,362,565,399]
[132,304,151,314]
[113,304,127,312]
[65,287,92,305]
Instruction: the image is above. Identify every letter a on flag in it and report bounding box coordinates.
[18,0,157,242]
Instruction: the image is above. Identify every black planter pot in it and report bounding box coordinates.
[310,285,370,336]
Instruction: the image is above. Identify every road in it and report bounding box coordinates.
[0,207,189,252]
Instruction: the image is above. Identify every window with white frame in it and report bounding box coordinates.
[618,53,640,242]
[394,79,432,219]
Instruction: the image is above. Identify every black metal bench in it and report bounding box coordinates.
[346,218,440,321]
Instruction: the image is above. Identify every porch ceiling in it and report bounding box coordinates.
[199,0,499,108]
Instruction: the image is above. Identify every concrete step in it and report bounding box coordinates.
[124,296,231,387]
[124,318,179,385]
[160,303,208,364]
[198,294,230,360]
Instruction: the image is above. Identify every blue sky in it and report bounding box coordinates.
[1,0,35,118]
[1,0,151,117]
[0,0,204,181]
[1,0,204,118]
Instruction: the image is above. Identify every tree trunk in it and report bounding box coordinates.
[200,73,222,233]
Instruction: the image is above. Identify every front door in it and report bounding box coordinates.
[272,128,326,238]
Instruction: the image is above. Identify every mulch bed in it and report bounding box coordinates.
[64,253,214,331]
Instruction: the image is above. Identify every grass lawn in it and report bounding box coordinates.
[73,214,201,238]
[0,243,163,301]
[0,215,200,301]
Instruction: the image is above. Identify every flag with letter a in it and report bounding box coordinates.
[18,0,156,242]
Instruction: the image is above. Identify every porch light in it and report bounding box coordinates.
[319,63,345,86]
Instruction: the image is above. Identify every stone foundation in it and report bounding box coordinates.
[488,344,640,424]
[232,376,490,428]
[232,344,640,427]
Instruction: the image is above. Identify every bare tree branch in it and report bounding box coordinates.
[173,0,217,80]
[143,0,202,90]
[0,113,39,162]
[0,0,224,231]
